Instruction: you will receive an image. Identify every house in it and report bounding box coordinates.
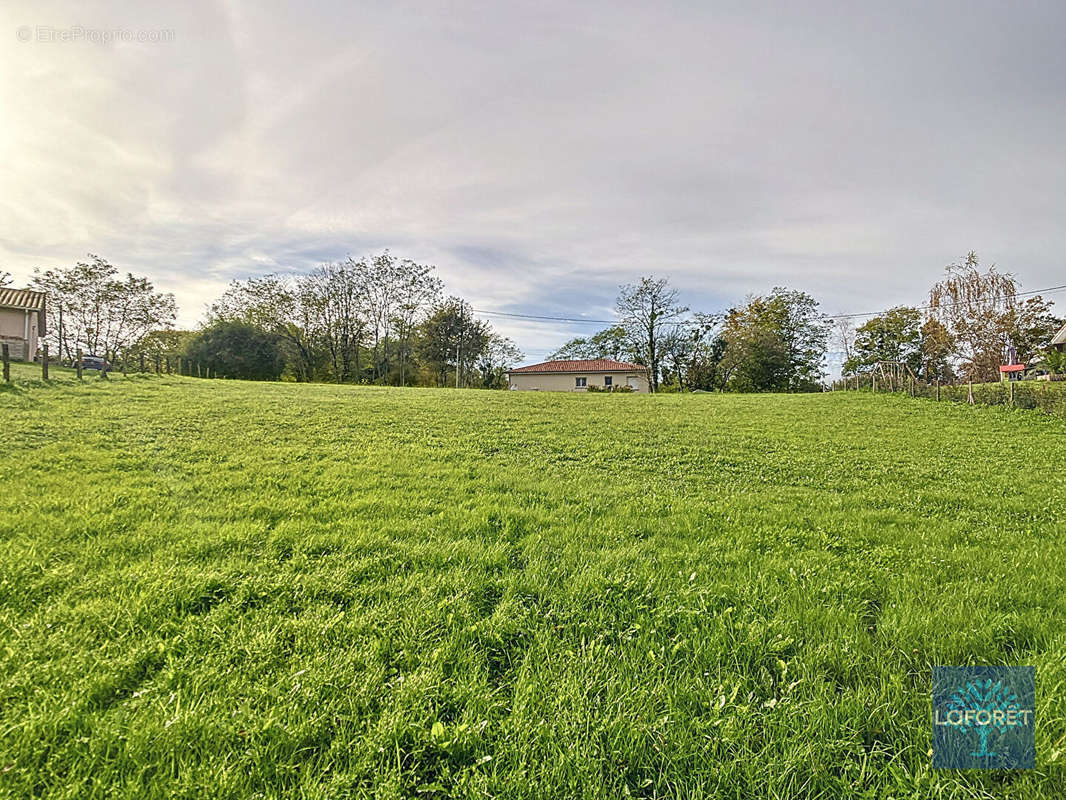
[0,288,47,362]
[1052,322,1066,352]
[507,358,650,392]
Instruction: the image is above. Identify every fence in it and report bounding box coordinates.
[2,344,217,384]
[829,372,1066,418]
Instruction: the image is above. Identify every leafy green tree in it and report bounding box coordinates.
[476,334,523,389]
[721,288,827,392]
[32,255,176,361]
[184,322,284,380]
[550,325,632,361]
[843,306,923,375]
[210,275,318,381]
[919,317,955,381]
[1041,348,1066,376]
[418,298,491,387]
[124,329,193,371]
[1001,298,1060,366]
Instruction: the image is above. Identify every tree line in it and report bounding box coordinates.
[197,253,522,386]
[835,253,1061,383]
[23,249,1062,390]
[554,279,829,392]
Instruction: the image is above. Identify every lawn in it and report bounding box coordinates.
[1,377,1065,798]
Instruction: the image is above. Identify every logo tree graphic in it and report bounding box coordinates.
[945,678,1019,758]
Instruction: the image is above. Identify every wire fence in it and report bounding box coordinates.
[828,372,1066,417]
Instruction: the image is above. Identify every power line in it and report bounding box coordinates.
[824,283,1066,321]
[473,282,1066,328]
[472,309,616,325]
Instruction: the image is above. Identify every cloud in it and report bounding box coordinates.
[2,0,1065,360]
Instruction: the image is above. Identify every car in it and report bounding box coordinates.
[80,355,111,371]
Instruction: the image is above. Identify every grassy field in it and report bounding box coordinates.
[1,376,1065,798]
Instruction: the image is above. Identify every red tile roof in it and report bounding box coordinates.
[508,358,648,374]
[999,363,1026,372]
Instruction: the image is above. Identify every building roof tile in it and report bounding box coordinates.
[508,358,648,374]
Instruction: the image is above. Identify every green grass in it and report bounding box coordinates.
[1,378,1065,798]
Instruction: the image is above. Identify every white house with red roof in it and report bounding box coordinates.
[506,359,650,392]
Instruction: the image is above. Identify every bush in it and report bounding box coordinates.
[184,322,285,381]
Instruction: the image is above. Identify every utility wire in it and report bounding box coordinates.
[473,282,1066,327]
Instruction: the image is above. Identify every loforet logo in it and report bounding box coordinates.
[932,666,1035,769]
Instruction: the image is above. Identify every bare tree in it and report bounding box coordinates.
[616,276,688,392]
[0,271,12,288]
[832,317,856,374]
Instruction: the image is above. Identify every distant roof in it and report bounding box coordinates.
[1052,322,1066,347]
[999,364,1026,372]
[0,288,46,310]
[0,288,47,335]
[509,358,648,374]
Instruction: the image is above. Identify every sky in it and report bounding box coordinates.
[2,1,1065,368]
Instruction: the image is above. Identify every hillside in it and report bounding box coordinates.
[1,378,1065,798]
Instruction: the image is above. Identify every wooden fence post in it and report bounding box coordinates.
[967,379,974,405]
[76,348,83,380]
[140,353,146,372]
[177,357,183,375]
[936,379,940,402]
[2,343,9,383]
[1010,380,1015,406]
[42,344,49,380]
[197,362,202,378]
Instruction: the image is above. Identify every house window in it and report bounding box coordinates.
[604,376,612,387]
[575,377,587,387]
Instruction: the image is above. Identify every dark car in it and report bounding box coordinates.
[80,355,111,371]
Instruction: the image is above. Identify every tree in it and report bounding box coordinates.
[659,313,724,391]
[720,322,790,392]
[550,325,632,361]
[124,329,193,371]
[844,306,923,376]
[391,258,443,385]
[476,334,523,389]
[210,275,317,381]
[184,322,284,380]
[927,252,1056,381]
[32,255,177,361]
[832,317,856,373]
[919,317,955,382]
[1041,348,1066,376]
[1000,297,1060,366]
[682,313,727,391]
[616,276,688,391]
[0,271,12,288]
[302,260,368,383]
[418,298,492,387]
[720,288,828,392]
